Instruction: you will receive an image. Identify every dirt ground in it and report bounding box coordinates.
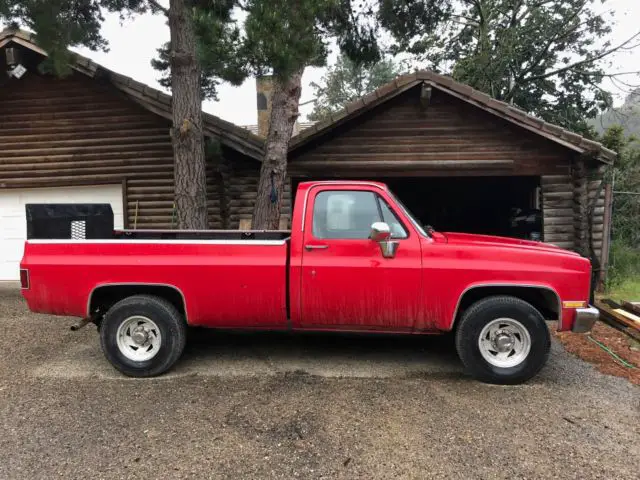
[555,322,640,385]
[1,289,639,479]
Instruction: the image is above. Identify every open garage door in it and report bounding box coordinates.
[0,184,124,281]
[382,177,541,239]
[293,176,541,240]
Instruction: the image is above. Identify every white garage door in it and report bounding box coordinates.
[0,184,124,281]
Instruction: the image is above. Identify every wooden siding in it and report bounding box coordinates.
[541,175,575,250]
[588,170,607,261]
[290,86,572,177]
[541,172,605,256]
[0,72,268,230]
[221,158,292,229]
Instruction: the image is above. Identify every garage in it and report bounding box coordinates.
[288,72,614,283]
[0,184,124,281]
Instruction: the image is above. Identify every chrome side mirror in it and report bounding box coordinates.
[370,222,398,259]
[370,222,391,242]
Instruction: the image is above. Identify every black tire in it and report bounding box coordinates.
[455,295,551,385]
[100,295,187,377]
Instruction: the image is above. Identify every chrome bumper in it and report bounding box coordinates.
[572,306,599,333]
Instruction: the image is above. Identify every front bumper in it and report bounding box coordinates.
[572,306,599,333]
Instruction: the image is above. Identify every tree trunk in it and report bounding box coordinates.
[252,69,304,230]
[169,0,208,229]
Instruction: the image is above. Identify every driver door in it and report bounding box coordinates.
[299,186,423,331]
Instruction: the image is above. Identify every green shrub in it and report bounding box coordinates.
[606,240,640,289]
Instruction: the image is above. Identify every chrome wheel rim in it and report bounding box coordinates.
[478,318,531,368]
[116,316,162,362]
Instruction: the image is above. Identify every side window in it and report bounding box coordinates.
[313,191,379,239]
[378,197,408,239]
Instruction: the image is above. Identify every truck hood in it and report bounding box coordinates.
[439,232,581,256]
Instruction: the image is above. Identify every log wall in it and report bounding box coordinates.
[221,158,292,229]
[541,175,575,250]
[588,166,607,261]
[541,170,606,257]
[0,72,269,230]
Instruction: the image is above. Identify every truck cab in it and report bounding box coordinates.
[290,181,424,331]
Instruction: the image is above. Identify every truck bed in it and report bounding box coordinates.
[21,238,290,328]
[113,229,291,241]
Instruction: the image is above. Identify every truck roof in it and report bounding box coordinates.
[297,180,388,192]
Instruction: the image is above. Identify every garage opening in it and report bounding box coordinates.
[293,176,541,240]
[382,177,541,239]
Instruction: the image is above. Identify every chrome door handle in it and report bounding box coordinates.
[305,244,329,251]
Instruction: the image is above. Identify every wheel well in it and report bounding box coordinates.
[454,286,560,327]
[88,285,187,322]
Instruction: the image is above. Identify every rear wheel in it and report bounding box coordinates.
[455,295,550,384]
[100,295,186,377]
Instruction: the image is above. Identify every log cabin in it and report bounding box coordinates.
[0,29,615,287]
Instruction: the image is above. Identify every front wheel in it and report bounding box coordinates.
[455,295,550,384]
[100,295,187,377]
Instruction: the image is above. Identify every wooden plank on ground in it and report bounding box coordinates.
[621,301,640,316]
[595,300,640,337]
[613,306,640,326]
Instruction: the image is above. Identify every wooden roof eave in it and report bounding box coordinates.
[0,35,48,55]
[109,74,265,160]
[426,81,615,166]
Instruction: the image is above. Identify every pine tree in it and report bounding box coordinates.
[309,54,399,122]
[192,0,385,229]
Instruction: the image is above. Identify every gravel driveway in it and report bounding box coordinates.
[1,289,638,479]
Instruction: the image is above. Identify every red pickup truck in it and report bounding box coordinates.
[20,180,598,384]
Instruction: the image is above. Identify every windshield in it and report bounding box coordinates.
[387,191,429,237]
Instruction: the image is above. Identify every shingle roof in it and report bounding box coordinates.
[290,71,616,164]
[0,28,265,161]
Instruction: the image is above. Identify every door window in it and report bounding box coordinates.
[379,198,408,239]
[312,190,408,239]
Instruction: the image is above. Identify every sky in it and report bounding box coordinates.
[69,1,330,127]
[8,0,640,127]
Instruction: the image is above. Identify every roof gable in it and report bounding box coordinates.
[0,28,265,161]
[290,70,615,164]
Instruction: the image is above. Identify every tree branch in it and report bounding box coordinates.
[466,0,484,25]
[509,0,522,29]
[516,0,557,23]
[519,32,640,86]
[147,0,169,16]
[575,70,640,78]
[451,13,476,24]
[510,2,588,88]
